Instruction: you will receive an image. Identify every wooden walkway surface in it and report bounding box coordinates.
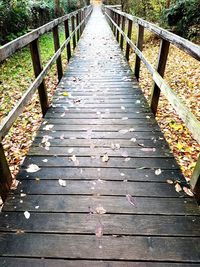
[0,5,200,266]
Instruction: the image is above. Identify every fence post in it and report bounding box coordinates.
[64,18,71,61]
[30,39,49,116]
[150,39,170,115]
[0,143,12,201]
[53,25,63,82]
[71,15,76,50]
[190,155,200,201]
[125,19,133,61]
[120,15,125,50]
[116,13,120,42]
[76,13,80,41]
[134,25,144,81]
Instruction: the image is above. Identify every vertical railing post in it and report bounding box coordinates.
[125,18,133,61]
[116,13,120,42]
[150,39,170,115]
[64,18,71,61]
[76,13,80,42]
[71,15,76,50]
[113,12,117,36]
[120,15,125,50]
[190,155,200,201]
[53,25,63,82]
[30,39,49,116]
[80,10,83,35]
[83,8,86,30]
[0,143,12,201]
[134,24,144,81]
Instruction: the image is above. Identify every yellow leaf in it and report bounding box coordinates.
[63,92,69,97]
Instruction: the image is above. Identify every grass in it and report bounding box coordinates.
[0,28,68,178]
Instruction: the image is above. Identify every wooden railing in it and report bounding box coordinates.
[0,5,93,201]
[103,5,200,199]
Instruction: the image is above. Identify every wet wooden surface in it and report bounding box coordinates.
[0,5,200,266]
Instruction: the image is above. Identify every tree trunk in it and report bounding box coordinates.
[55,0,60,17]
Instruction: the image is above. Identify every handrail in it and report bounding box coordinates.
[104,5,200,199]
[0,5,93,200]
[106,7,200,61]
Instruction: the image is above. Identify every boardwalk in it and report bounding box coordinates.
[0,5,200,266]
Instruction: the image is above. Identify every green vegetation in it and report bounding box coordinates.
[103,0,200,41]
[0,0,87,45]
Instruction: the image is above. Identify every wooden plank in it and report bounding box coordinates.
[3,195,199,215]
[45,113,154,119]
[53,25,63,81]
[30,38,49,116]
[150,39,170,115]
[0,233,200,261]
[0,258,199,267]
[18,168,184,182]
[36,131,164,140]
[13,180,181,197]
[1,213,199,236]
[29,146,172,158]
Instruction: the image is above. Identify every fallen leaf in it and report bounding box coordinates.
[126,194,137,207]
[43,124,54,131]
[102,153,109,162]
[24,211,30,219]
[175,182,182,192]
[95,206,106,214]
[68,148,74,154]
[183,187,194,197]
[26,164,40,173]
[63,92,69,96]
[58,179,66,187]
[166,179,174,184]
[155,169,162,175]
[95,224,103,238]
[10,179,19,190]
[69,155,79,166]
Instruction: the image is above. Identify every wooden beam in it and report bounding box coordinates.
[116,13,121,42]
[64,19,71,61]
[134,24,144,81]
[190,155,200,201]
[125,19,133,61]
[71,15,76,50]
[53,26,63,81]
[120,15,125,50]
[53,25,63,82]
[76,13,80,41]
[30,39,49,116]
[0,143,12,201]
[150,39,170,115]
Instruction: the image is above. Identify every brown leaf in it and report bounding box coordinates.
[183,187,194,197]
[175,182,182,192]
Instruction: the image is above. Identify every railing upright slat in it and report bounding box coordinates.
[64,18,72,61]
[30,38,49,116]
[125,18,133,61]
[150,39,170,115]
[53,25,63,81]
[134,25,144,80]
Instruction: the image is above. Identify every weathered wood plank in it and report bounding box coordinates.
[13,180,178,197]
[18,168,183,182]
[0,233,200,261]
[0,258,199,267]
[3,195,199,215]
[1,213,199,236]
